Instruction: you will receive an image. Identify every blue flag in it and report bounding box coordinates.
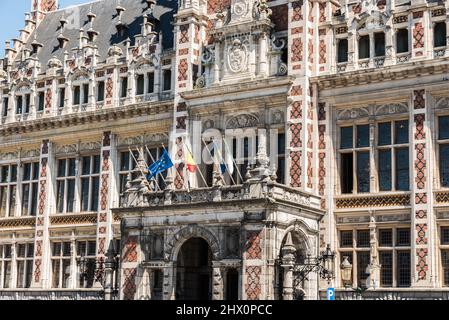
[147,149,173,180]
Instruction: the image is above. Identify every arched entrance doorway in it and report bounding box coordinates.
[176,238,212,300]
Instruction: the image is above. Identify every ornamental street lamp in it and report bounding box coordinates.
[340,256,353,288]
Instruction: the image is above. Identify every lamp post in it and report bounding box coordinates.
[104,240,120,300]
[340,256,353,288]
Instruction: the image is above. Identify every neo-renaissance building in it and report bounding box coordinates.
[1,0,449,300]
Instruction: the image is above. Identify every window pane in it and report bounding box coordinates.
[378,229,393,247]
[374,32,385,57]
[357,125,370,148]
[379,251,393,287]
[441,227,449,245]
[0,186,6,218]
[396,29,409,53]
[395,121,409,144]
[378,122,391,146]
[25,261,33,288]
[357,251,370,288]
[9,185,16,217]
[91,177,99,211]
[62,260,71,288]
[63,242,71,256]
[3,261,11,288]
[340,127,353,149]
[83,84,89,104]
[337,39,348,63]
[81,178,89,212]
[434,22,447,47]
[396,228,410,246]
[148,72,155,93]
[56,181,65,213]
[121,77,128,98]
[93,155,101,174]
[97,81,105,102]
[439,116,449,140]
[137,74,144,95]
[340,231,353,248]
[395,148,409,191]
[357,151,370,193]
[442,250,449,286]
[378,150,392,191]
[357,230,370,248]
[57,160,66,177]
[16,261,25,288]
[23,163,32,181]
[33,162,40,180]
[341,153,353,194]
[73,86,80,105]
[440,144,449,187]
[30,183,38,216]
[68,159,76,177]
[358,35,370,59]
[10,166,17,182]
[52,260,60,288]
[66,179,75,213]
[82,157,91,175]
[22,184,30,216]
[88,241,96,256]
[121,152,130,171]
[397,251,411,287]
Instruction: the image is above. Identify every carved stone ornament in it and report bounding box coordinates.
[55,144,77,154]
[337,107,370,120]
[108,45,123,57]
[226,113,259,129]
[47,56,63,69]
[374,103,408,116]
[227,38,248,73]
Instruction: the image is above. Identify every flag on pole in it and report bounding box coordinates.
[147,149,173,180]
[186,149,197,173]
[218,140,234,175]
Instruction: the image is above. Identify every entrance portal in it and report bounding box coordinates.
[176,238,212,300]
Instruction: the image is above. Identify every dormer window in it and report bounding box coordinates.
[163,69,172,91]
[73,86,81,105]
[148,72,154,94]
[337,39,348,63]
[72,83,89,106]
[359,35,370,59]
[2,97,8,117]
[120,77,128,98]
[37,91,45,112]
[58,88,65,109]
[16,93,30,115]
[97,81,105,102]
[374,32,385,57]
[136,74,144,96]
[434,22,447,48]
[396,29,409,53]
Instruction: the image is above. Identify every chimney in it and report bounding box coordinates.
[31,0,59,23]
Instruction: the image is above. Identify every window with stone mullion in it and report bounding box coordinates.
[51,242,72,289]
[438,116,449,188]
[0,164,18,218]
[16,243,34,289]
[21,162,40,217]
[76,240,97,288]
[0,244,12,289]
[80,155,100,213]
[56,158,76,214]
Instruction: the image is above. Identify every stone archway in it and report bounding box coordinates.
[176,238,213,300]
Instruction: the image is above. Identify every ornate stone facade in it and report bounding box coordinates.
[1,0,449,300]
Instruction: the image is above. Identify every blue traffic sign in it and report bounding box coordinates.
[326,288,335,300]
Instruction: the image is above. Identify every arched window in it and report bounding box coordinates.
[434,22,447,48]
[337,39,348,63]
[396,29,409,53]
[358,35,370,59]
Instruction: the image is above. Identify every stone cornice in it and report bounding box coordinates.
[313,57,449,90]
[0,100,174,137]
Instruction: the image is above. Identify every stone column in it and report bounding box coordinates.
[212,262,224,300]
[281,232,296,300]
[259,32,268,77]
[162,262,175,300]
[366,212,380,289]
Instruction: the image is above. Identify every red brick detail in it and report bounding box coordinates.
[414,90,425,109]
[290,101,302,119]
[416,248,428,281]
[415,192,427,204]
[179,25,189,44]
[415,143,426,190]
[290,151,302,188]
[291,1,303,22]
[123,268,137,300]
[245,231,262,260]
[413,23,424,49]
[416,210,427,219]
[414,114,425,140]
[290,123,302,148]
[123,236,138,263]
[245,266,261,300]
[416,224,428,245]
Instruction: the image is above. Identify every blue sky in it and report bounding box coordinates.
[0,0,90,55]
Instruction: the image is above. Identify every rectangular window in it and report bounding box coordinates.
[442,250,449,286]
[378,122,392,146]
[16,243,34,288]
[80,155,100,212]
[277,133,286,184]
[357,151,370,193]
[121,77,128,98]
[357,251,370,288]
[396,228,410,247]
[440,145,449,188]
[136,74,144,95]
[24,94,31,114]
[73,86,80,105]
[356,125,370,148]
[82,84,89,104]
[51,242,72,288]
[434,22,447,48]
[0,245,12,289]
[2,97,8,117]
[16,95,23,114]
[163,69,172,91]
[21,162,39,216]
[396,29,409,53]
[357,230,370,248]
[395,120,409,144]
[378,150,392,191]
[379,229,393,247]
[97,81,105,102]
[56,158,76,214]
[439,116,449,140]
[395,148,409,191]
[76,240,97,288]
[341,153,353,194]
[340,127,353,149]
[38,91,45,112]
[441,227,449,245]
[337,39,348,63]
[0,165,17,218]
[340,230,353,248]
[374,32,385,57]
[379,251,393,287]
[397,251,411,287]
[59,88,65,108]
[358,35,370,59]
[147,72,155,93]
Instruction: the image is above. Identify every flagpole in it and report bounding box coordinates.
[209,138,236,186]
[161,143,186,190]
[201,138,234,186]
[222,137,244,183]
[128,147,154,191]
[144,145,168,187]
[184,141,209,189]
[135,147,162,192]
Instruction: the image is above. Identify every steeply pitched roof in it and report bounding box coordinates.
[18,0,177,71]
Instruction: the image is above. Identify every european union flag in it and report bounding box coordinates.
[147,149,174,180]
